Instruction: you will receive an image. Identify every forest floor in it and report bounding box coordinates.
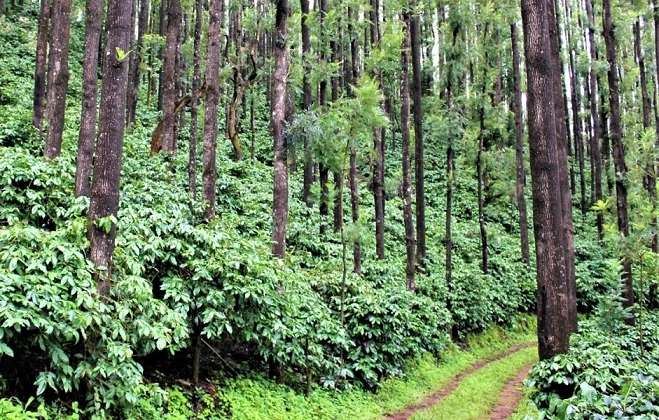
[383,343,537,420]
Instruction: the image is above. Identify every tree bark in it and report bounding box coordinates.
[157,0,167,111]
[445,24,459,300]
[585,0,603,240]
[521,0,573,359]
[511,22,530,266]
[635,16,657,254]
[477,72,488,274]
[126,0,149,125]
[548,0,577,333]
[565,0,586,216]
[43,0,72,159]
[188,0,202,200]
[318,0,329,235]
[603,0,634,315]
[202,0,223,221]
[75,0,104,197]
[410,11,426,266]
[88,0,134,295]
[401,12,415,291]
[300,0,313,206]
[271,0,289,258]
[651,0,659,253]
[371,2,385,260]
[159,0,181,153]
[32,0,51,131]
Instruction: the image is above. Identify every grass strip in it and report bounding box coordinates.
[412,346,538,420]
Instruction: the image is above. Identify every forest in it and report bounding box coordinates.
[0,0,657,417]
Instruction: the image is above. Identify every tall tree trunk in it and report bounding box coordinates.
[318,0,329,235]
[635,17,657,255]
[157,0,167,111]
[75,0,104,197]
[401,14,415,290]
[603,0,634,315]
[301,0,313,206]
[585,0,603,240]
[477,74,488,274]
[188,0,202,200]
[548,0,577,333]
[88,0,134,295]
[651,0,659,253]
[272,0,289,258]
[348,6,361,273]
[43,0,72,159]
[202,0,223,221]
[521,0,574,359]
[410,10,426,266]
[511,22,530,266]
[445,24,459,306]
[371,1,385,260]
[564,0,586,216]
[32,0,51,131]
[126,0,149,125]
[159,0,181,153]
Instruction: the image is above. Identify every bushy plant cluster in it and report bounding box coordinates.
[527,295,659,419]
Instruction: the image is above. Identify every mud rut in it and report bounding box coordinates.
[384,342,535,420]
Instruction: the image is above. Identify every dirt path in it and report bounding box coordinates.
[487,363,533,420]
[383,342,534,420]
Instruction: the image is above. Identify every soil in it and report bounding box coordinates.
[488,363,533,420]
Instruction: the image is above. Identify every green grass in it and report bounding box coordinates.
[413,346,538,420]
[220,316,537,419]
[510,389,542,420]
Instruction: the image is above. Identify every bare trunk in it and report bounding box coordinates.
[43,0,72,159]
[271,0,289,258]
[188,0,202,200]
[548,0,577,333]
[603,0,634,316]
[521,0,573,359]
[126,0,149,125]
[301,0,313,206]
[477,80,488,274]
[88,0,134,295]
[585,0,603,240]
[410,11,426,266]
[401,12,415,291]
[32,0,51,131]
[75,0,104,197]
[202,0,223,221]
[511,22,530,266]
[159,0,181,153]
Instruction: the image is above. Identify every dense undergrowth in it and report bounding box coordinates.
[0,8,655,420]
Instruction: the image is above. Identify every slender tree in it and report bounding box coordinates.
[318,0,330,235]
[401,11,415,291]
[521,0,574,359]
[202,0,223,220]
[188,0,202,200]
[126,0,149,125]
[43,0,72,159]
[410,9,426,266]
[603,0,634,315]
[300,0,313,206]
[511,22,530,265]
[75,0,104,197]
[547,0,577,332]
[272,0,289,258]
[159,0,181,153]
[32,0,51,131]
[585,0,603,239]
[88,0,134,295]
